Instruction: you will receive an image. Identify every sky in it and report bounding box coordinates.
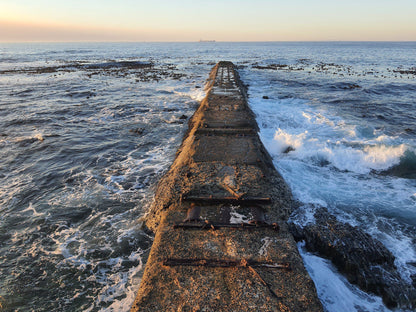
[0,0,415,42]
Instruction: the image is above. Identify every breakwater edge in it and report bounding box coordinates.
[131,61,323,311]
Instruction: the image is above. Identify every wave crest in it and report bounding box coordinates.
[271,128,409,174]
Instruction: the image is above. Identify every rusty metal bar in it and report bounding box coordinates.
[173,222,279,231]
[246,265,284,301]
[182,195,271,205]
[195,128,256,136]
[163,258,291,270]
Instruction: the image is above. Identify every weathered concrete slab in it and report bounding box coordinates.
[192,135,261,164]
[135,214,320,311]
[201,110,258,129]
[204,95,247,110]
[131,62,323,312]
[183,163,269,199]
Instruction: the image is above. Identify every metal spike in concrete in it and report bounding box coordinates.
[131,61,323,312]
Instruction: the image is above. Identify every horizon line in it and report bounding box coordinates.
[1,40,416,44]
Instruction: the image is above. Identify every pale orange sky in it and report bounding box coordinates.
[1,0,415,42]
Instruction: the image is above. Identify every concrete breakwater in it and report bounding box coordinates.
[131,62,323,311]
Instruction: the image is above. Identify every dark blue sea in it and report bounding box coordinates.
[0,42,415,311]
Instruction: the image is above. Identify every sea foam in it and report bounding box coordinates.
[246,76,416,311]
[256,97,408,174]
[299,242,390,312]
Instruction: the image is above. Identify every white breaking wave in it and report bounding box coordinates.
[246,79,416,312]
[298,242,390,312]
[170,84,206,102]
[270,127,407,174]
[251,95,408,175]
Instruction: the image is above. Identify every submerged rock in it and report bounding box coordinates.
[252,64,289,70]
[130,128,145,135]
[283,146,295,154]
[288,207,416,309]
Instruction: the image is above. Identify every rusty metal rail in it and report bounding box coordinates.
[163,258,291,270]
[182,195,271,205]
[173,221,279,231]
[195,128,256,135]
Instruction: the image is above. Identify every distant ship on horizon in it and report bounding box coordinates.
[199,39,216,42]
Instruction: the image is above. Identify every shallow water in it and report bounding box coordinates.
[0,42,415,311]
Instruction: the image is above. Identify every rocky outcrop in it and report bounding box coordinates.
[289,207,416,309]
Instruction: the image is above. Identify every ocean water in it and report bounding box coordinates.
[0,42,415,311]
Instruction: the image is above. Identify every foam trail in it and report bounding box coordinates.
[21,202,44,217]
[298,243,390,312]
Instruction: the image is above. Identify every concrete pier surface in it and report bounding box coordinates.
[131,62,323,312]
